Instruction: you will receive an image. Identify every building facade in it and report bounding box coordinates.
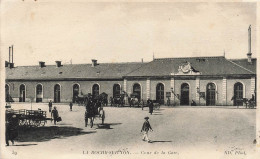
[5,55,256,106]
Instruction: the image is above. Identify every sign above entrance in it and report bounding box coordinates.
[171,62,201,76]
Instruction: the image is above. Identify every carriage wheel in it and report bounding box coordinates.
[34,120,41,127]
[19,119,27,126]
[40,120,46,126]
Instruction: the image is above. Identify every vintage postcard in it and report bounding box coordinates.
[1,0,259,159]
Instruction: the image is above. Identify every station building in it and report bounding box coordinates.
[5,54,256,106]
[5,26,256,106]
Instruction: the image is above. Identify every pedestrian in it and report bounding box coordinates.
[5,114,19,146]
[148,99,154,115]
[69,102,73,111]
[51,106,59,125]
[141,117,153,143]
[48,100,52,113]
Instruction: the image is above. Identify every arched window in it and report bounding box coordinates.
[133,83,141,101]
[5,84,10,102]
[113,84,121,98]
[156,83,164,104]
[19,84,26,102]
[181,83,189,105]
[36,84,43,103]
[206,83,216,106]
[92,84,99,98]
[54,84,61,103]
[73,84,80,103]
[233,82,243,106]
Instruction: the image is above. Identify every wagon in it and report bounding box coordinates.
[6,109,52,127]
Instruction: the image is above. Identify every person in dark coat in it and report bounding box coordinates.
[141,117,153,143]
[69,102,73,111]
[147,99,154,115]
[5,114,19,146]
[48,100,53,113]
[51,106,59,125]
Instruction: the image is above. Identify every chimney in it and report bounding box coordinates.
[55,61,62,67]
[39,61,46,68]
[91,59,97,67]
[141,58,143,63]
[8,45,14,68]
[247,25,252,63]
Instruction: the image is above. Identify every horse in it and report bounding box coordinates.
[84,96,105,127]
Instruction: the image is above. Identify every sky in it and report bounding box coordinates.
[0,1,257,66]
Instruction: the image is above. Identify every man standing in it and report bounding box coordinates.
[6,114,19,146]
[69,102,73,111]
[51,106,59,125]
[48,100,52,113]
[141,117,153,143]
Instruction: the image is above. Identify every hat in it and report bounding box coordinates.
[144,117,149,119]
[12,115,16,118]
[54,106,57,109]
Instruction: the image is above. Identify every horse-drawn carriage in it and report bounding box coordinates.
[231,95,256,108]
[75,92,108,106]
[111,94,125,107]
[84,95,106,128]
[6,108,51,127]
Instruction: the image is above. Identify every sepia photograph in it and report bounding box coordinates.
[1,0,259,159]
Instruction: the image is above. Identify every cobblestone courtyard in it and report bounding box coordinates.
[3,103,257,159]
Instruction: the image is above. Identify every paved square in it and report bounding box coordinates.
[3,103,256,159]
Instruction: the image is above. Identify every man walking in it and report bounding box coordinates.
[141,117,153,143]
[51,106,59,125]
[48,100,52,113]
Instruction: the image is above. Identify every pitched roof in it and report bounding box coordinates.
[125,56,255,77]
[230,58,256,74]
[6,62,145,80]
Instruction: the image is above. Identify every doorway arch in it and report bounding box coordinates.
[206,83,216,106]
[36,84,43,103]
[5,84,10,102]
[181,83,189,105]
[54,84,61,103]
[92,84,100,98]
[233,82,243,106]
[72,84,80,103]
[19,84,26,102]
[113,84,121,98]
[133,83,141,101]
[156,83,164,104]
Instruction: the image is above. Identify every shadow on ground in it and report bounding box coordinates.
[151,140,172,143]
[95,123,122,130]
[16,126,95,142]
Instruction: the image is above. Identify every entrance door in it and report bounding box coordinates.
[206,83,216,106]
[54,84,61,103]
[36,84,43,103]
[92,84,99,98]
[133,83,141,101]
[19,84,26,102]
[234,82,243,106]
[181,83,189,105]
[5,84,10,102]
[73,84,79,103]
[156,83,164,104]
[113,84,121,98]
